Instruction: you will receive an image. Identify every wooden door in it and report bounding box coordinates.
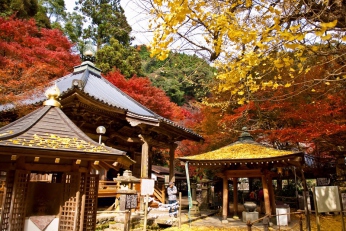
[79,173,99,231]
[0,170,30,231]
[58,173,81,231]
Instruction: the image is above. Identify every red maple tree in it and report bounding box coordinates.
[104,70,187,121]
[205,61,346,157]
[0,16,80,106]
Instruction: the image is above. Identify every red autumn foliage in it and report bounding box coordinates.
[104,70,187,121]
[177,60,346,163]
[211,64,346,156]
[0,16,80,105]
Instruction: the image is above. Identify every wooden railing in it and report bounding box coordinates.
[97,180,166,203]
[98,180,118,198]
[153,184,166,203]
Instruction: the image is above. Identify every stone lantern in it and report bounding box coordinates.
[113,170,140,211]
[112,170,141,231]
[199,175,211,210]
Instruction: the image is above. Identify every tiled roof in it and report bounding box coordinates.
[0,105,134,164]
[179,139,303,163]
[0,61,203,141]
[42,62,202,140]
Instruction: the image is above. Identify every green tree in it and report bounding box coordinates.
[63,11,84,52]
[39,0,66,28]
[96,38,143,77]
[140,46,215,105]
[0,0,51,27]
[74,0,132,49]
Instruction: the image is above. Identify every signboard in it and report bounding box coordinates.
[313,186,346,231]
[125,194,138,209]
[141,179,155,196]
[314,186,341,213]
[317,178,330,186]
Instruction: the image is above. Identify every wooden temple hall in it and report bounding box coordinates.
[179,128,308,223]
[0,53,203,230]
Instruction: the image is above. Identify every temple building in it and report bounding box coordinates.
[0,51,203,230]
[178,127,308,223]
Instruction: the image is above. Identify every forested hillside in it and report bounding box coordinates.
[138,45,215,105]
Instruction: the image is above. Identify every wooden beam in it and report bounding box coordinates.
[24,163,73,172]
[226,169,262,178]
[0,162,15,171]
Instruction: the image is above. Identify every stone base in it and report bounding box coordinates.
[242,211,259,223]
[190,201,201,216]
[221,219,229,224]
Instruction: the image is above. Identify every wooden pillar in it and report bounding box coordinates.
[277,178,283,191]
[148,146,153,179]
[268,175,276,214]
[222,176,229,221]
[169,143,178,182]
[233,177,239,219]
[261,174,271,215]
[139,135,151,178]
[301,168,311,231]
[249,178,253,192]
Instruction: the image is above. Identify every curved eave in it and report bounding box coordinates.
[179,152,305,168]
[60,90,128,115]
[0,144,135,168]
[158,117,204,142]
[60,89,203,141]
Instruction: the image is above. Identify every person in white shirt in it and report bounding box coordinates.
[167,181,177,217]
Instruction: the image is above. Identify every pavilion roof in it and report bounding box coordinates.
[178,129,304,168]
[0,103,135,168]
[180,140,301,161]
[12,61,202,142]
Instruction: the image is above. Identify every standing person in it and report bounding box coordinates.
[249,190,256,202]
[167,181,178,217]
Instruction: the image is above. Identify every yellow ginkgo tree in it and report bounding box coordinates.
[146,0,346,104]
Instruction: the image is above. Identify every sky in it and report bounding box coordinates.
[64,0,152,45]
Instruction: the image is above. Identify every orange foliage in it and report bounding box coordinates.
[104,70,186,121]
[0,16,80,105]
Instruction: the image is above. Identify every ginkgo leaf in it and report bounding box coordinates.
[284,43,300,49]
[320,20,338,29]
[321,34,332,40]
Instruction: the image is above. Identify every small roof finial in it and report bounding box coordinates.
[81,41,96,63]
[43,85,61,108]
[238,127,253,141]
